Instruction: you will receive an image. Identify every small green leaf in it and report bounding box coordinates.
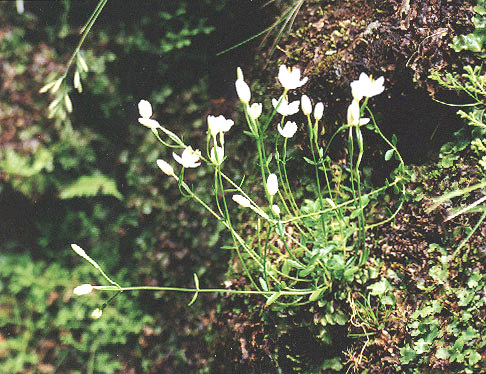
[266,292,281,305]
[385,149,394,161]
[436,347,450,360]
[259,277,269,292]
[309,288,324,302]
[414,338,430,354]
[303,156,317,166]
[367,278,391,296]
[400,345,418,364]
[468,350,482,365]
[321,357,343,371]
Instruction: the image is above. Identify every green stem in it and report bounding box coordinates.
[63,0,108,78]
[307,114,326,233]
[94,285,313,296]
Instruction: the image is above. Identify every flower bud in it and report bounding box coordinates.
[237,67,244,81]
[232,194,251,208]
[314,102,324,121]
[235,79,251,104]
[138,100,152,119]
[156,159,175,177]
[73,284,93,296]
[272,205,281,216]
[210,146,225,165]
[267,173,279,196]
[301,95,312,115]
[347,99,370,126]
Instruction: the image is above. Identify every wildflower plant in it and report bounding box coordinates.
[72,65,405,313]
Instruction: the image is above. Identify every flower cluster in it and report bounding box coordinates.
[135,66,386,227]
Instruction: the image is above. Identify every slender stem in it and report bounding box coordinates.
[63,0,108,78]
[94,285,314,296]
[307,114,326,233]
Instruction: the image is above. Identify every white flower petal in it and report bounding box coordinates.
[347,100,360,126]
[248,103,262,120]
[173,147,202,168]
[138,100,152,119]
[350,73,385,101]
[207,115,234,136]
[277,121,297,138]
[272,97,300,116]
[278,65,308,90]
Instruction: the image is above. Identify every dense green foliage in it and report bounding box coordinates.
[0,1,230,372]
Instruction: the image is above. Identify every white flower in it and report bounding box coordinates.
[347,100,370,126]
[207,115,234,137]
[235,79,251,104]
[173,146,201,168]
[277,121,298,138]
[267,173,279,196]
[301,95,312,115]
[272,97,300,116]
[73,284,93,296]
[314,102,324,121]
[272,204,281,216]
[138,100,153,119]
[278,64,308,90]
[350,73,385,101]
[232,194,251,208]
[156,159,175,177]
[138,118,161,130]
[210,146,225,165]
[248,103,262,120]
[91,308,103,319]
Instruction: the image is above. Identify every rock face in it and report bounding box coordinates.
[276,0,476,91]
[253,0,479,162]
